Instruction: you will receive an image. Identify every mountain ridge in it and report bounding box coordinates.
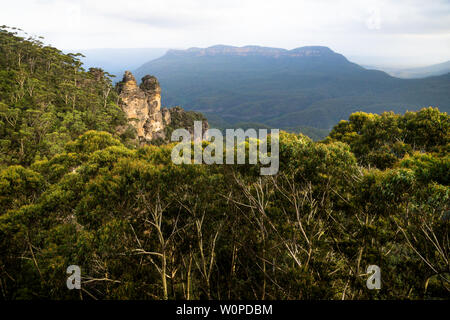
[134,44,449,130]
[165,45,339,58]
[365,60,450,79]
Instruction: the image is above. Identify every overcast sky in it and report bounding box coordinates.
[1,0,449,67]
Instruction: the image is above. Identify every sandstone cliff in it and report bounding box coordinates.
[117,71,207,144]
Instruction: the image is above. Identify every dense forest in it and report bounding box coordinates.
[0,26,449,300]
[0,26,136,167]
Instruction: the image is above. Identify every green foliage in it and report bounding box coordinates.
[0,28,448,300]
[0,26,132,167]
[400,153,450,185]
[161,106,208,144]
[0,165,43,211]
[1,107,448,299]
[65,130,122,155]
[328,107,449,169]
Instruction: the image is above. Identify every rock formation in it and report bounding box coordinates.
[117,71,208,144]
[117,71,171,142]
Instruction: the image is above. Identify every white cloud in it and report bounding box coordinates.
[1,0,449,65]
[366,7,382,30]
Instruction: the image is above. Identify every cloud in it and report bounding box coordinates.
[86,0,219,29]
[0,0,448,65]
[366,7,382,30]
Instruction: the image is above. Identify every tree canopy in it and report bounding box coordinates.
[0,26,448,300]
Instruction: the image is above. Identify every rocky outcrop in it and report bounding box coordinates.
[117,71,208,144]
[166,106,209,138]
[117,71,171,142]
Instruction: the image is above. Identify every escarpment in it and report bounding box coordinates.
[117,71,208,144]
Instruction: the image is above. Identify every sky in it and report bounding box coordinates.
[1,0,449,67]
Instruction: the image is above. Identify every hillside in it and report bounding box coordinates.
[0,26,135,166]
[135,45,450,130]
[0,27,449,301]
[0,27,200,167]
[365,60,450,79]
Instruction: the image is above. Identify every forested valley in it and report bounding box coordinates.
[0,26,449,300]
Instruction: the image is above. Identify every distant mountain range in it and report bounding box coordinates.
[163,45,340,58]
[133,45,450,131]
[363,60,450,79]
